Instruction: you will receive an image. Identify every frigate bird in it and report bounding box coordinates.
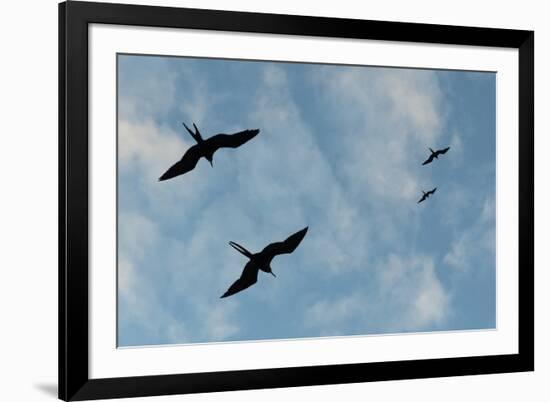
[422,146,450,165]
[220,227,308,298]
[418,187,437,203]
[159,122,260,181]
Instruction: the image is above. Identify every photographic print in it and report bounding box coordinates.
[116,54,496,347]
[60,4,533,399]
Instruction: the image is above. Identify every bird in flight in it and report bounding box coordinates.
[418,187,437,204]
[422,146,450,165]
[221,227,308,298]
[159,122,260,181]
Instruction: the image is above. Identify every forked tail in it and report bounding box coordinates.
[229,241,253,258]
[183,121,203,143]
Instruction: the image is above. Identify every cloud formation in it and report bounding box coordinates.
[444,196,495,272]
[116,55,496,346]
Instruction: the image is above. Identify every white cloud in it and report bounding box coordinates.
[199,302,240,341]
[443,196,495,272]
[117,209,244,344]
[117,213,190,344]
[118,118,189,179]
[118,212,160,290]
[382,70,443,139]
[481,196,495,223]
[449,130,464,163]
[312,66,445,205]
[305,253,450,334]
[378,254,449,329]
[118,257,136,304]
[305,294,365,336]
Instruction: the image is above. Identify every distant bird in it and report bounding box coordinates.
[221,227,308,298]
[159,122,260,181]
[418,187,437,203]
[422,146,450,165]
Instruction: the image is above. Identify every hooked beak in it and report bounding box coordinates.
[209,159,213,167]
[270,272,276,278]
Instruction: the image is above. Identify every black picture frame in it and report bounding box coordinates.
[59,1,534,400]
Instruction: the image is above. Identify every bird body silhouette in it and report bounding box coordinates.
[159,122,260,181]
[418,187,437,203]
[422,146,450,165]
[221,227,308,298]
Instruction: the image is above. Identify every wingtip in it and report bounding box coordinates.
[158,171,170,181]
[159,171,178,181]
[296,226,308,236]
[296,226,309,238]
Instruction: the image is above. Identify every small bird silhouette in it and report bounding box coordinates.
[418,187,437,203]
[422,146,450,165]
[159,122,260,181]
[221,227,308,298]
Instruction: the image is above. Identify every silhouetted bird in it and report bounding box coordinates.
[422,147,450,165]
[418,187,437,203]
[221,227,308,298]
[159,122,260,181]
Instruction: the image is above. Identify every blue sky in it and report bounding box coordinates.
[117,54,496,347]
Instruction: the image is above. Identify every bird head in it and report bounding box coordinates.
[206,153,214,167]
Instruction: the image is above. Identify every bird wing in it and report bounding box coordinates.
[418,195,426,203]
[262,227,308,257]
[220,262,259,298]
[429,187,437,195]
[436,147,450,156]
[422,154,434,165]
[158,145,202,181]
[205,129,260,150]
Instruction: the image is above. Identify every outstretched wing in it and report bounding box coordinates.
[428,187,437,195]
[422,154,435,165]
[220,262,259,298]
[418,195,426,203]
[205,129,260,151]
[262,227,308,257]
[158,145,202,181]
[436,147,450,156]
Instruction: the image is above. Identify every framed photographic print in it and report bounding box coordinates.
[59,1,534,400]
